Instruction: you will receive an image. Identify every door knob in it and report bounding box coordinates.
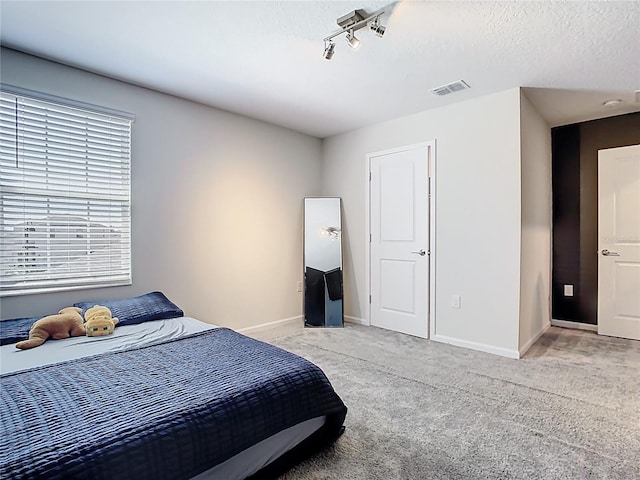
[601,249,620,256]
[411,249,426,256]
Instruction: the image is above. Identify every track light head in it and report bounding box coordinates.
[323,41,335,60]
[346,30,360,49]
[370,18,386,37]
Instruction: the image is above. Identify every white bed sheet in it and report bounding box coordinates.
[0,316,216,375]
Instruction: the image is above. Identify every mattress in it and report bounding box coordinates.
[0,317,347,479]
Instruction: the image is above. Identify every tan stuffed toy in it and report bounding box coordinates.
[84,305,119,337]
[15,307,85,350]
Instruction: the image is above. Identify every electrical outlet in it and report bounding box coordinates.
[296,281,303,292]
[451,294,461,309]
[564,284,574,297]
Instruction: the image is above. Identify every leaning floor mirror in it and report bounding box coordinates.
[304,197,343,327]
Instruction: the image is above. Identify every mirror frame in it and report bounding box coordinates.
[303,197,343,328]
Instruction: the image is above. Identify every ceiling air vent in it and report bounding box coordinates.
[430,80,470,96]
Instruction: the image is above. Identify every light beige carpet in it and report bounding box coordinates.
[261,324,640,480]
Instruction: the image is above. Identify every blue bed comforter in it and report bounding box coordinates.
[0,328,347,480]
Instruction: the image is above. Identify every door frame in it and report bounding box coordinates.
[365,140,437,338]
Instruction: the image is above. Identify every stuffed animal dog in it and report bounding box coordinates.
[15,307,85,350]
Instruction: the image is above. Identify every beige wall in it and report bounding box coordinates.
[323,89,524,355]
[518,91,552,352]
[0,48,322,329]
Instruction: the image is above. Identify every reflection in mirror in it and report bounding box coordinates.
[304,197,343,327]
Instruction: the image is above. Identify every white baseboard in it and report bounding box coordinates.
[237,315,302,338]
[431,334,520,359]
[519,321,551,357]
[344,315,369,326]
[239,315,368,338]
[551,319,598,332]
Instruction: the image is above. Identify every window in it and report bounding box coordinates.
[0,86,133,296]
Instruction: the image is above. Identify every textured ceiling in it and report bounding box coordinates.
[1,1,639,138]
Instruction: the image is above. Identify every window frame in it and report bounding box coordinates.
[0,84,135,297]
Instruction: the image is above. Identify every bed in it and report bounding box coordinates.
[0,292,347,480]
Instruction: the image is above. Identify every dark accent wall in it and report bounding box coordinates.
[552,112,640,324]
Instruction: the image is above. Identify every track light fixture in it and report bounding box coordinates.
[322,6,387,60]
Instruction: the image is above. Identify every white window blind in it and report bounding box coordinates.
[0,88,133,296]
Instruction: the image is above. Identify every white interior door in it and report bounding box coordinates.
[597,144,640,340]
[369,144,429,338]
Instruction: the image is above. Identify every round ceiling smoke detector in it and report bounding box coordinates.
[602,99,623,108]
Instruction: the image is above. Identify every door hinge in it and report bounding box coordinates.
[370,233,372,243]
[369,172,371,181]
[369,295,372,304]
